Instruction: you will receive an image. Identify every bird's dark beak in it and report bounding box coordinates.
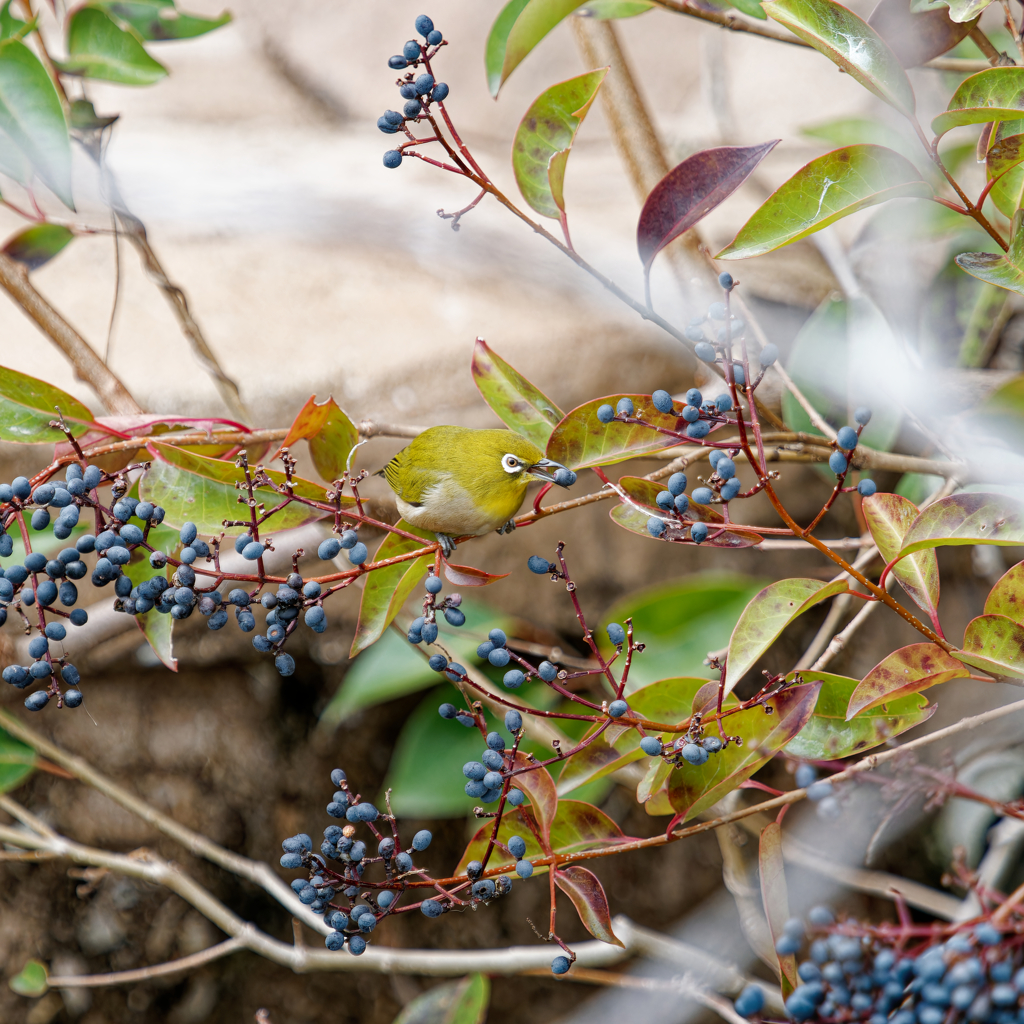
[527,458,576,487]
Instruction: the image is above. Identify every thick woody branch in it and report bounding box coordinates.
[0,253,142,415]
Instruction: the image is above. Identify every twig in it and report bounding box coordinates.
[770,362,835,438]
[47,938,246,988]
[0,253,142,415]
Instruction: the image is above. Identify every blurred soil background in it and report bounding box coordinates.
[0,1,1021,1022]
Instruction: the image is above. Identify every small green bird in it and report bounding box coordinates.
[380,425,575,556]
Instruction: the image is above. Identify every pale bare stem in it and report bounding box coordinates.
[770,361,836,438]
[0,254,142,415]
[47,938,247,989]
[999,0,1024,64]
[810,574,893,672]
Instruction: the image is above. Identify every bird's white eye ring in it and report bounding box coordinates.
[501,454,521,474]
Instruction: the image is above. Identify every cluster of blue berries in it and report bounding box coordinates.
[740,906,1024,1024]
[795,763,842,822]
[612,687,726,764]
[379,15,449,169]
[686,296,757,371]
[431,620,553,695]
[827,410,876,495]
[457,713,527,808]
[280,767,522,955]
[406,569,465,648]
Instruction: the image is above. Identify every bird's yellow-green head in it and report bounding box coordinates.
[381,426,575,544]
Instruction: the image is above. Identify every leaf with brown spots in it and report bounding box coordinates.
[956,614,1024,679]
[985,561,1024,624]
[846,643,968,719]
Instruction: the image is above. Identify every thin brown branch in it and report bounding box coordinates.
[970,24,1008,65]
[0,253,142,415]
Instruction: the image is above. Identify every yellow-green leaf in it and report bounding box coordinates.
[933,67,1024,138]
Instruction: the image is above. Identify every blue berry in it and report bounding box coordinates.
[242,541,264,561]
[836,426,858,451]
[325,931,344,951]
[686,421,710,439]
[538,661,557,681]
[656,490,673,510]
[30,509,49,530]
[692,487,714,505]
[718,271,734,290]
[528,555,552,574]
[505,710,523,732]
[69,609,88,626]
[44,622,66,641]
[425,575,442,594]
[640,736,662,756]
[667,472,687,496]
[36,580,57,606]
[348,935,367,955]
[685,325,705,342]
[606,622,626,645]
[507,788,524,806]
[795,764,817,788]
[421,621,437,644]
[28,636,47,658]
[553,467,576,487]
[414,73,434,95]
[280,852,302,869]
[702,735,722,753]
[24,691,49,711]
[317,537,341,560]
[551,956,571,975]
[378,891,396,908]
[716,458,736,480]
[858,479,876,497]
[854,406,872,425]
[488,647,510,667]
[806,780,833,801]
[709,302,727,320]
[427,28,443,44]
[412,829,432,851]
[608,699,628,718]
[444,608,465,627]
[682,742,709,765]
[11,476,30,499]
[975,922,1002,945]
[421,898,443,918]
[348,542,368,565]
[720,478,742,501]
[694,341,716,362]
[180,522,198,545]
[682,405,700,423]
[275,653,295,676]
[415,14,434,35]
[616,397,634,417]
[64,689,83,708]
[716,393,733,412]
[596,403,615,423]
[732,364,745,385]
[503,669,524,688]
[647,517,666,538]
[759,342,778,366]
[339,531,358,549]
[383,150,403,169]
[516,859,533,878]
[304,606,326,629]
[674,494,690,514]
[403,39,421,59]
[387,55,408,70]
[828,451,848,474]
[463,761,487,781]
[734,985,765,1017]
[776,934,801,955]
[486,731,506,751]
[431,81,449,101]
[652,390,674,413]
[429,654,448,672]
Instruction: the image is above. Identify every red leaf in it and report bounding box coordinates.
[273,395,359,484]
[846,642,968,719]
[510,750,558,846]
[868,0,974,68]
[636,141,779,272]
[443,562,511,587]
[555,865,623,946]
[760,821,798,993]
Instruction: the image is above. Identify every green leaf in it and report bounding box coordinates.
[667,683,821,823]
[760,821,797,992]
[471,339,564,448]
[558,676,715,794]
[274,394,358,485]
[717,145,931,261]
[60,6,168,85]
[490,0,587,96]
[0,1,26,41]
[898,493,1024,557]
[933,68,1024,138]
[555,865,623,945]
[350,523,435,657]
[546,395,685,469]
[485,0,531,96]
[984,561,1024,623]
[91,0,231,41]
[0,726,36,793]
[0,39,72,207]
[762,0,915,115]
[845,643,967,718]
[393,974,489,1024]
[598,574,766,691]
[802,116,916,155]
[139,441,335,535]
[913,0,994,20]
[724,579,847,696]
[726,0,767,18]
[8,959,47,997]
[512,68,607,222]
[578,0,654,16]
[783,671,934,759]
[957,214,1024,297]
[120,524,179,670]
[612,477,763,548]
[2,222,73,271]
[987,132,1024,188]
[862,492,940,619]
[955,614,1024,678]
[0,364,96,443]
[458,797,634,875]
